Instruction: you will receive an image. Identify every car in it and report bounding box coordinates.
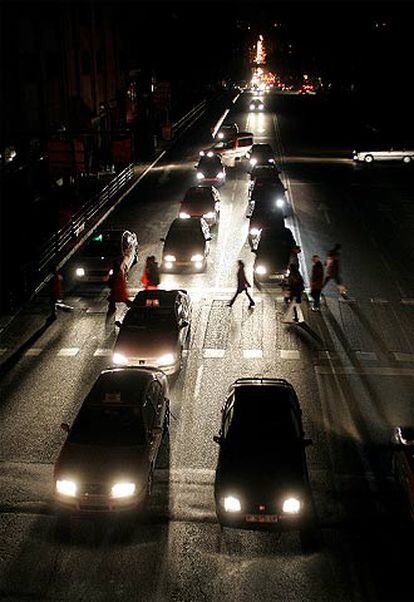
[202,132,254,167]
[215,122,239,142]
[54,367,169,512]
[353,147,414,164]
[249,98,265,111]
[392,426,414,519]
[179,186,220,227]
[253,226,296,285]
[248,203,285,249]
[112,289,191,375]
[195,154,226,185]
[249,164,283,194]
[72,229,138,283]
[161,217,212,272]
[247,180,288,218]
[213,378,315,546]
[246,143,276,169]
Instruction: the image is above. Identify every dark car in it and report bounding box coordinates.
[195,154,226,185]
[54,367,169,512]
[392,426,414,519]
[112,289,191,375]
[247,180,289,218]
[253,226,296,285]
[249,164,283,194]
[246,143,276,169]
[161,217,212,272]
[213,378,315,547]
[215,122,239,142]
[249,98,265,111]
[179,186,220,227]
[72,229,138,283]
[248,203,285,249]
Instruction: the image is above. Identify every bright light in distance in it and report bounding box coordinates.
[158,352,175,366]
[282,497,301,514]
[194,261,203,270]
[179,212,191,219]
[249,104,255,111]
[196,172,205,180]
[216,171,225,179]
[223,495,241,512]
[276,198,285,208]
[111,482,136,499]
[165,262,173,269]
[164,255,176,262]
[199,150,205,156]
[218,132,224,139]
[207,151,214,158]
[250,158,257,166]
[203,211,215,219]
[250,228,260,236]
[191,254,203,262]
[56,479,77,498]
[108,268,114,276]
[259,104,264,110]
[113,352,128,365]
[255,265,267,275]
[76,267,85,277]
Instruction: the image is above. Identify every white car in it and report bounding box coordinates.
[353,148,414,164]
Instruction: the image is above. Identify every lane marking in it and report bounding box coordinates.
[393,352,414,362]
[315,365,414,376]
[211,109,230,139]
[370,298,389,304]
[24,348,43,357]
[355,351,377,361]
[93,348,112,357]
[243,349,262,359]
[232,93,240,104]
[280,349,300,360]
[194,365,204,398]
[203,349,225,358]
[57,347,80,357]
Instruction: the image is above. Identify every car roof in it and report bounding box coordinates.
[85,368,156,407]
[232,384,297,424]
[184,186,214,199]
[168,217,204,232]
[132,289,184,307]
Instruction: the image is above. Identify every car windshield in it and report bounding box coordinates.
[184,188,212,204]
[167,221,204,245]
[69,405,146,446]
[82,235,120,258]
[199,156,222,169]
[125,307,176,329]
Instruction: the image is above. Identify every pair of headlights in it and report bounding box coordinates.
[112,352,176,366]
[179,212,215,220]
[223,495,301,514]
[75,267,113,277]
[56,480,136,499]
[249,104,264,111]
[164,254,203,263]
[197,171,224,180]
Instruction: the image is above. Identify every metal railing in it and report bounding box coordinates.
[172,100,207,137]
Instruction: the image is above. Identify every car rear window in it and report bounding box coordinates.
[82,236,121,258]
[69,405,146,446]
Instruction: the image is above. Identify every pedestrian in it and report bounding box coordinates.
[50,268,64,319]
[288,245,302,268]
[227,260,255,308]
[310,255,324,311]
[107,261,132,321]
[323,243,348,298]
[141,256,161,289]
[283,264,304,323]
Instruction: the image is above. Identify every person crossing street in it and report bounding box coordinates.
[323,243,348,298]
[310,255,324,310]
[227,260,255,308]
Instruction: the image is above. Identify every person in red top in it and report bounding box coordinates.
[107,261,132,319]
[141,256,160,290]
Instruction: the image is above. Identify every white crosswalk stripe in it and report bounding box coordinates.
[93,348,112,357]
[243,349,263,359]
[57,347,80,357]
[24,348,43,357]
[280,349,300,360]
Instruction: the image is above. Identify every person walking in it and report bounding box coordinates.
[310,255,324,311]
[283,264,304,323]
[141,256,161,289]
[106,261,132,322]
[288,245,302,268]
[323,243,348,298]
[227,260,255,308]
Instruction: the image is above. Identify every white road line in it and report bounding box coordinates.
[370,298,389,304]
[57,347,80,357]
[315,365,414,376]
[24,348,43,357]
[355,351,378,361]
[232,93,240,104]
[194,365,204,398]
[393,352,414,362]
[243,349,263,359]
[280,349,300,360]
[93,348,112,357]
[203,349,225,358]
[211,109,230,138]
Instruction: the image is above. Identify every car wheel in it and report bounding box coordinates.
[402,156,412,164]
[364,154,374,163]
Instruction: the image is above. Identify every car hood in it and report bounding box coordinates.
[164,240,205,258]
[55,442,149,483]
[115,326,178,357]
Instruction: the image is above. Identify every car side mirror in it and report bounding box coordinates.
[115,320,122,328]
[160,237,165,242]
[213,435,222,444]
[60,422,70,433]
[303,438,313,447]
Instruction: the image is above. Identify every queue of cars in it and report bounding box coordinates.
[54,99,318,550]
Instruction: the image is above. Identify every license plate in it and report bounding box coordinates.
[245,514,278,523]
[268,275,283,281]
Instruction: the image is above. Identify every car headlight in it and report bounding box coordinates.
[223,495,241,512]
[113,352,128,365]
[250,227,260,236]
[191,254,204,262]
[56,479,77,498]
[203,211,215,219]
[282,497,301,514]
[197,172,205,180]
[207,151,214,158]
[216,171,225,179]
[179,212,191,219]
[108,268,114,276]
[164,255,176,262]
[76,267,85,277]
[259,104,264,110]
[276,197,285,208]
[158,352,176,366]
[255,265,267,275]
[218,132,224,139]
[111,482,136,499]
[249,104,255,110]
[250,158,257,166]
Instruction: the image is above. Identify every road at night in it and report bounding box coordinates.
[1,92,414,601]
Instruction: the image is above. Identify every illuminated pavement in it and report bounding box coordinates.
[1,92,414,601]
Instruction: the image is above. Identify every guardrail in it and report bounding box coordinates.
[172,100,207,137]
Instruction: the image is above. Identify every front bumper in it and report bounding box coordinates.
[162,259,206,272]
[54,488,146,513]
[216,509,305,531]
[117,356,180,376]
